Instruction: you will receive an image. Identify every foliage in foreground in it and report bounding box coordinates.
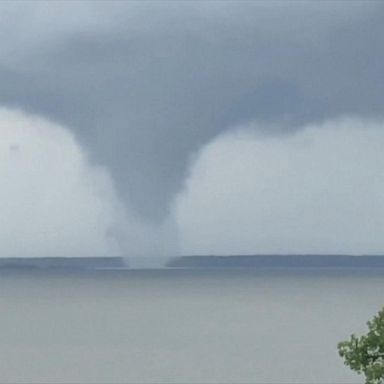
[338,307,384,384]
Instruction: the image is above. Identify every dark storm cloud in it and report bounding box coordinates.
[0,1,383,221]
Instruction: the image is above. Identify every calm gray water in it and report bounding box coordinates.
[0,268,383,383]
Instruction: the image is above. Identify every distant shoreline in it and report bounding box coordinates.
[0,255,384,270]
[166,255,384,269]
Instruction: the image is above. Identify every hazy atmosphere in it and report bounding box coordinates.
[1,0,384,257]
[2,3,384,384]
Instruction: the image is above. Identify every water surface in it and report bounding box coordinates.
[0,268,382,383]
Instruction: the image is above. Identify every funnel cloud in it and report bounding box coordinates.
[0,2,384,256]
[0,1,384,222]
[0,108,176,257]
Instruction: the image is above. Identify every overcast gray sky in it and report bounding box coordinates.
[1,1,383,222]
[2,1,384,257]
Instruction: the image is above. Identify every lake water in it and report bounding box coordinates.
[0,268,382,383]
